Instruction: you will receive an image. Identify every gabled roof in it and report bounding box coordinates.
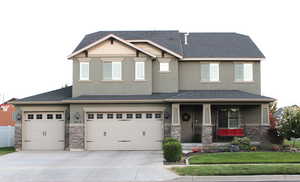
[11,86,274,104]
[69,30,265,60]
[68,34,156,59]
[180,33,265,59]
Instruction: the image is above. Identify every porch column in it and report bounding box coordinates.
[260,103,270,144]
[202,104,213,145]
[171,103,181,141]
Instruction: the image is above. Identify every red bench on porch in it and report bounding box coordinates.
[217,128,245,136]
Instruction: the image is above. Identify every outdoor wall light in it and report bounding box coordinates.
[164,112,170,119]
[74,112,80,120]
[16,113,22,121]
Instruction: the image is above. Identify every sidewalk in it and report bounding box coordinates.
[168,175,300,182]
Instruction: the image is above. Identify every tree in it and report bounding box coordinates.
[278,106,300,140]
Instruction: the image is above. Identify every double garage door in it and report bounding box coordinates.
[22,112,65,150]
[86,112,163,150]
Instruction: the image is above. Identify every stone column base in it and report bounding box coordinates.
[15,125,22,151]
[69,125,84,150]
[170,125,181,141]
[202,125,213,145]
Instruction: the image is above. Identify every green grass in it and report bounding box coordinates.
[172,164,300,176]
[285,140,300,148]
[0,147,15,156]
[189,152,300,164]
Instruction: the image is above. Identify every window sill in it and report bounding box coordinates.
[234,81,255,83]
[200,81,221,83]
[78,80,92,82]
[101,80,124,82]
[159,71,170,73]
[134,79,147,82]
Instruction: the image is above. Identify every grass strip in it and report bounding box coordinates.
[189,152,300,164]
[172,164,300,176]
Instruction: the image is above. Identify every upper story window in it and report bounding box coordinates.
[80,62,89,80]
[235,63,253,82]
[103,61,122,80]
[200,63,219,82]
[160,62,169,72]
[135,62,145,80]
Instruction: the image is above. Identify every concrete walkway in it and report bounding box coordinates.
[0,151,177,182]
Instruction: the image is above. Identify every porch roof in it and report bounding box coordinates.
[165,90,275,102]
[11,87,274,104]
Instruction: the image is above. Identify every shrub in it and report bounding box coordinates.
[163,137,179,144]
[268,128,284,144]
[278,106,300,140]
[163,139,182,162]
[250,146,257,151]
[231,137,251,151]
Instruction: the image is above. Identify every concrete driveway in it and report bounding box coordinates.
[0,151,177,182]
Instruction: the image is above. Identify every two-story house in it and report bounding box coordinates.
[12,31,274,151]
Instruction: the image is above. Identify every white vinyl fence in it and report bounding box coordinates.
[0,126,15,147]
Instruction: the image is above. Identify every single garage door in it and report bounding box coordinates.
[23,112,65,150]
[86,112,163,150]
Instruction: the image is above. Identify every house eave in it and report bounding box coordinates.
[181,58,265,61]
[165,98,275,103]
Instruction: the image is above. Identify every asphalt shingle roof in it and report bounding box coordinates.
[180,33,265,58]
[73,30,183,56]
[72,30,264,59]
[15,86,72,102]
[13,87,274,103]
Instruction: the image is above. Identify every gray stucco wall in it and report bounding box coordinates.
[152,58,179,93]
[73,57,152,97]
[179,61,261,94]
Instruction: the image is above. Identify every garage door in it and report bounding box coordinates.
[86,112,163,150]
[23,112,65,150]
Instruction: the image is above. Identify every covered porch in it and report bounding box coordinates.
[166,90,275,146]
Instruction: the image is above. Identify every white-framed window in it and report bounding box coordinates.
[80,62,89,80]
[200,63,219,82]
[235,63,253,82]
[218,107,240,129]
[160,62,169,72]
[135,61,145,80]
[103,61,122,80]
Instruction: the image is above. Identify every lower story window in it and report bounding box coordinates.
[218,107,240,129]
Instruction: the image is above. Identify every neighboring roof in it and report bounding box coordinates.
[12,87,274,104]
[70,30,265,59]
[180,33,265,59]
[12,86,72,104]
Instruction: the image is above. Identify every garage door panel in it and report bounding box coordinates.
[23,112,65,150]
[86,112,163,150]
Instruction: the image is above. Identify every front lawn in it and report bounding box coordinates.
[0,147,15,156]
[189,152,300,164]
[172,164,300,176]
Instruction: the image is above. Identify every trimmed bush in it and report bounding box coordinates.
[163,137,179,144]
[231,137,251,151]
[163,138,182,162]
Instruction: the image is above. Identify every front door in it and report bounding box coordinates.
[181,111,193,142]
